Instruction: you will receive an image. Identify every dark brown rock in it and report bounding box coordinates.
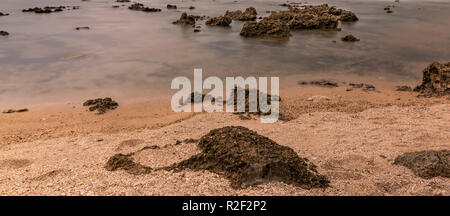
[225,7,257,21]
[0,30,9,36]
[341,34,360,42]
[105,153,152,175]
[394,150,449,179]
[165,126,329,189]
[128,3,161,12]
[395,85,412,92]
[83,97,119,114]
[206,16,232,26]
[240,19,291,39]
[414,62,450,97]
[167,4,177,10]
[0,12,9,16]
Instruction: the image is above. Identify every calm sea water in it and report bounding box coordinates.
[1,0,449,106]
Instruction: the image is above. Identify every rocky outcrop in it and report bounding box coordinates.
[22,6,66,13]
[225,7,257,21]
[414,62,450,97]
[206,16,232,26]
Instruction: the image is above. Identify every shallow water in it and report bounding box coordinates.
[0,0,449,106]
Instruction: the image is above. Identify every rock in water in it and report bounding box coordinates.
[341,34,360,42]
[0,31,9,36]
[225,7,257,21]
[83,97,119,114]
[394,150,449,179]
[240,19,291,39]
[166,126,329,189]
[128,3,161,12]
[414,62,450,97]
[206,16,232,26]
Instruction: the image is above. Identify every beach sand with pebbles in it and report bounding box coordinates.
[1,85,449,196]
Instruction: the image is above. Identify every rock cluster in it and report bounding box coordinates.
[240,4,358,39]
[83,97,119,114]
[128,3,161,12]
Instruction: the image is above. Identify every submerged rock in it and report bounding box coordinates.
[206,16,232,26]
[116,0,130,2]
[341,34,360,42]
[166,126,329,189]
[394,150,449,179]
[128,3,161,12]
[83,97,119,114]
[414,62,450,97]
[0,30,9,36]
[225,7,257,21]
[189,6,196,10]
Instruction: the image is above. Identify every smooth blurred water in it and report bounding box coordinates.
[0,0,449,106]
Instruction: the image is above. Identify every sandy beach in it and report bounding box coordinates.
[1,0,449,196]
[1,85,449,196]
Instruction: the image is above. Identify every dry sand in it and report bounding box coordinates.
[0,86,449,196]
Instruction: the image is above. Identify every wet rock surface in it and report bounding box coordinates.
[0,31,9,36]
[165,126,330,189]
[414,62,450,97]
[394,150,449,179]
[128,3,161,12]
[341,34,360,42]
[0,12,9,16]
[206,16,232,26]
[83,97,119,114]
[225,7,257,21]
